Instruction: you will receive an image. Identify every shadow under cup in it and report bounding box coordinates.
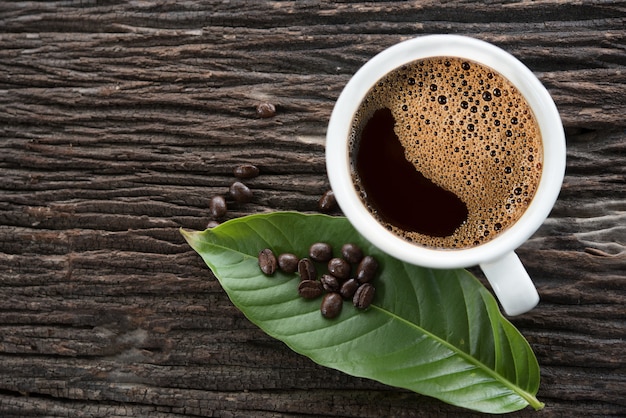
[326,35,566,316]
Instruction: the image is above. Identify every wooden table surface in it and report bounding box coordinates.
[1,1,624,416]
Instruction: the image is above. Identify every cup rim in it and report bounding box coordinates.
[326,34,566,268]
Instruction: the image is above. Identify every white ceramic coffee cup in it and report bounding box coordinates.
[326,35,566,316]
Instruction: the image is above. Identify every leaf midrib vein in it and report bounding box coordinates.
[372,303,537,405]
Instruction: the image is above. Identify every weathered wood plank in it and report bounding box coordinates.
[1,1,625,416]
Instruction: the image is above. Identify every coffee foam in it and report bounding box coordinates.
[350,57,543,248]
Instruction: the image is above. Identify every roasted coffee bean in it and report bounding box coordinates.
[233,164,260,179]
[353,283,375,309]
[339,278,360,299]
[318,190,337,212]
[298,280,323,299]
[356,255,378,283]
[341,243,364,264]
[328,257,351,280]
[229,181,253,203]
[309,242,333,262]
[206,220,220,229]
[258,248,277,275]
[209,195,227,219]
[320,274,340,292]
[256,102,276,118]
[297,258,317,281]
[320,292,343,319]
[278,253,299,274]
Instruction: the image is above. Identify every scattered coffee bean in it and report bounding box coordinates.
[318,189,337,212]
[233,164,260,179]
[320,292,343,319]
[328,257,351,280]
[206,220,220,229]
[341,243,364,264]
[353,283,375,309]
[209,195,227,219]
[309,242,333,262]
[339,278,359,299]
[320,274,340,292]
[356,255,378,283]
[298,280,324,299]
[258,248,277,275]
[256,102,276,118]
[229,181,253,203]
[278,253,299,274]
[297,258,317,282]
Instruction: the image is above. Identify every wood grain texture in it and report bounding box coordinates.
[1,1,625,416]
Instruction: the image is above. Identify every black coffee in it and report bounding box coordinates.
[350,57,543,248]
[356,107,469,237]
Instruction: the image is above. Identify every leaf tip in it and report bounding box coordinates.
[179,226,192,240]
[180,227,202,250]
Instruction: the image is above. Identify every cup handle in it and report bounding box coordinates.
[479,252,539,316]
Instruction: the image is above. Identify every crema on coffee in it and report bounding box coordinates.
[350,57,543,249]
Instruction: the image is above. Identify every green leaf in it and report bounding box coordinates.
[181,212,543,414]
